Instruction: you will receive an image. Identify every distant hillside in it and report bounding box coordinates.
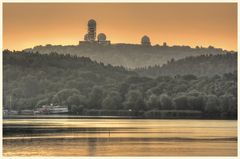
[135,53,237,77]
[3,50,136,109]
[24,43,234,68]
[3,50,237,119]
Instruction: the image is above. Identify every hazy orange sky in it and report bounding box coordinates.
[3,3,237,51]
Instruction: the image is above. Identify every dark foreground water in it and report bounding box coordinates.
[3,117,237,156]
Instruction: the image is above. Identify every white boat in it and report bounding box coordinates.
[49,106,68,114]
[9,110,18,115]
[21,110,34,115]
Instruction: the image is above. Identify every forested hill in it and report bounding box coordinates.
[3,50,136,108]
[3,50,237,119]
[3,50,136,80]
[135,53,237,77]
[23,43,234,68]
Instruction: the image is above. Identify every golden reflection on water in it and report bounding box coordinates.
[3,119,237,156]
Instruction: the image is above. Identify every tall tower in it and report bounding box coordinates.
[87,19,96,42]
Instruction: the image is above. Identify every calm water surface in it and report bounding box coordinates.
[3,118,237,156]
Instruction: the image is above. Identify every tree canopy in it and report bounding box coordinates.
[3,50,237,119]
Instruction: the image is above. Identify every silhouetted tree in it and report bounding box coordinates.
[88,86,104,109]
[174,95,188,110]
[146,94,160,110]
[204,95,219,116]
[160,94,173,110]
[102,91,122,110]
[124,90,145,111]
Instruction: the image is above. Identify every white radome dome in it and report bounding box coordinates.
[97,33,107,41]
[141,35,150,43]
[141,35,151,45]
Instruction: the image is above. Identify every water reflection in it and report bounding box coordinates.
[3,118,237,156]
[87,138,97,156]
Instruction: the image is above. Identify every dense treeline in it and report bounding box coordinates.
[3,50,237,119]
[135,53,237,77]
[24,43,234,68]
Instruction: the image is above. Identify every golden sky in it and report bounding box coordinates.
[3,3,237,51]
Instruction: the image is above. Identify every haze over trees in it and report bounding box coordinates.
[23,43,235,68]
[3,50,237,119]
[136,53,237,77]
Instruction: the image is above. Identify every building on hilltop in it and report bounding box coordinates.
[79,19,111,45]
[163,42,168,47]
[141,35,151,46]
[87,19,97,42]
[97,33,111,45]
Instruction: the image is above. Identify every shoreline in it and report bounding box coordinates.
[3,115,237,120]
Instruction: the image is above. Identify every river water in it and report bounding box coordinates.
[3,118,237,156]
